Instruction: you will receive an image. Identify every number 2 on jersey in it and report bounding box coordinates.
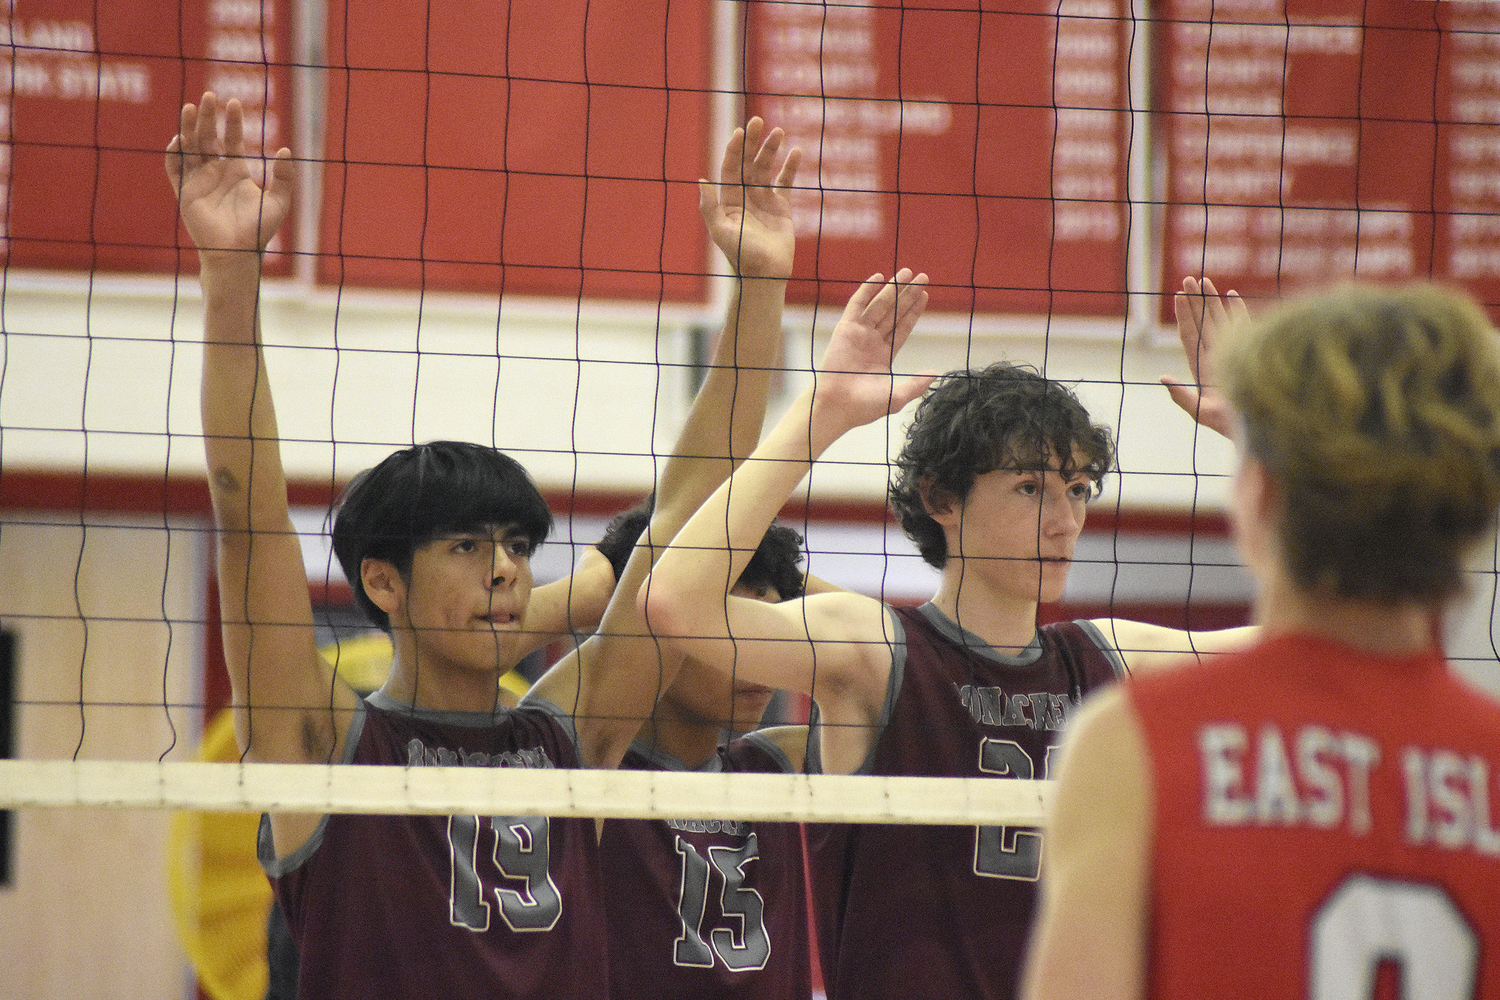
[974,738,1056,881]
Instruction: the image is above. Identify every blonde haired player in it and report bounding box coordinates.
[1024,278,1500,1000]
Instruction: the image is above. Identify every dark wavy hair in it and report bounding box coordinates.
[594,497,654,581]
[739,523,807,601]
[330,441,553,631]
[889,362,1115,568]
[595,493,805,600]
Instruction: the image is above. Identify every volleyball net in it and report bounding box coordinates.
[3,0,1500,835]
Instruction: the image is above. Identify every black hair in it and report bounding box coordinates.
[889,362,1115,569]
[737,523,806,601]
[593,492,804,599]
[594,496,654,582]
[330,441,553,631]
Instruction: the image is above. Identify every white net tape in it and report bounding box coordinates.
[0,760,1051,826]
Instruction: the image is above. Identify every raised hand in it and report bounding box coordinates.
[700,117,802,281]
[1162,276,1246,438]
[165,91,294,261]
[812,269,936,432]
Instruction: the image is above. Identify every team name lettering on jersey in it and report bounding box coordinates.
[406,737,555,770]
[1200,724,1500,858]
[1402,746,1500,856]
[956,683,1071,731]
[1198,723,1380,833]
[666,818,751,836]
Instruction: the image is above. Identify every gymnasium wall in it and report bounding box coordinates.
[0,514,204,998]
[6,1,1500,996]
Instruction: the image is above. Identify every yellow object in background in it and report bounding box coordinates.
[168,708,270,1000]
[316,631,531,702]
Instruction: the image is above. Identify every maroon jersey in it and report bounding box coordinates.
[1130,632,1500,999]
[807,604,1123,1000]
[259,692,608,1000]
[599,731,812,1000]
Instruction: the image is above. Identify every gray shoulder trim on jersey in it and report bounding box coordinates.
[853,604,908,777]
[624,739,699,773]
[365,687,534,726]
[804,703,825,774]
[343,696,369,763]
[512,691,583,756]
[916,601,1044,666]
[258,809,331,877]
[1072,618,1129,679]
[358,689,581,754]
[803,604,906,777]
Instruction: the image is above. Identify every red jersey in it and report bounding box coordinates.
[259,692,609,1000]
[599,731,811,1000]
[807,604,1124,1000]
[1129,632,1500,999]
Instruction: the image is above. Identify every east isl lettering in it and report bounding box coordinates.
[1198,723,1500,858]
[1403,746,1500,857]
[1199,723,1379,833]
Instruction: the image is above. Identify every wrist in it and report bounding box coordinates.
[735,272,791,291]
[804,388,866,454]
[197,261,266,319]
[197,250,265,289]
[765,387,846,461]
[197,246,265,275]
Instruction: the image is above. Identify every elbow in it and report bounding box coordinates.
[637,569,689,648]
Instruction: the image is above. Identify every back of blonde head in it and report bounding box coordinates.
[1219,282,1500,602]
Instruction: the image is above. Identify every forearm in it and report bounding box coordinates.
[713,274,785,461]
[199,254,292,535]
[653,275,786,523]
[521,548,616,646]
[644,387,830,628]
[202,267,331,753]
[551,275,791,765]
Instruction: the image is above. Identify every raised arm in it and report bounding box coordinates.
[526,119,801,768]
[1089,616,1255,676]
[1111,275,1257,672]
[653,116,801,528]
[518,546,618,650]
[167,93,354,765]
[639,270,932,772]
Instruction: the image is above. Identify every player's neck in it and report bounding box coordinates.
[1255,575,1438,657]
[931,568,1042,655]
[634,706,727,769]
[381,644,511,714]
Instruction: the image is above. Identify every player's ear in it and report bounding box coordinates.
[920,476,958,524]
[361,557,405,617]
